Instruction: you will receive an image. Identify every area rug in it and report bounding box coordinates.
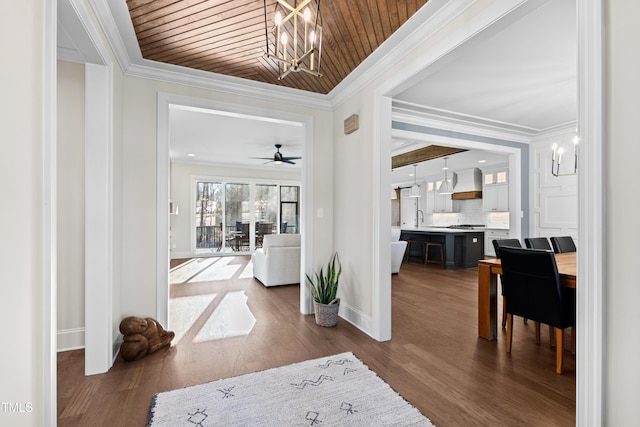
[147,352,434,426]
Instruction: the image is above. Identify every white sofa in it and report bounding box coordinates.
[252,234,301,287]
[391,228,408,274]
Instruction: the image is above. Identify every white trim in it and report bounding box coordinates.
[44,0,58,423]
[157,93,315,322]
[57,328,85,352]
[84,62,114,376]
[372,94,393,341]
[157,94,171,328]
[393,104,577,143]
[338,302,373,336]
[576,1,605,425]
[330,0,473,108]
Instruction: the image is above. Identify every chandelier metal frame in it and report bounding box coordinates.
[263,0,323,80]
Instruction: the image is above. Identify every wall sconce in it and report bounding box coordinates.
[551,134,579,177]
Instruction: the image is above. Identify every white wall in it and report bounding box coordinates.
[57,61,86,351]
[118,75,334,319]
[605,0,640,423]
[169,161,301,257]
[1,1,48,424]
[529,128,578,242]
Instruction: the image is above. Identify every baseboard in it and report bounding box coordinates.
[57,327,85,352]
[112,333,123,364]
[339,302,372,337]
[170,250,192,259]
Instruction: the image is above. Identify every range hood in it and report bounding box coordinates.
[451,168,483,200]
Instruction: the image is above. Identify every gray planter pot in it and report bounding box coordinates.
[313,298,340,327]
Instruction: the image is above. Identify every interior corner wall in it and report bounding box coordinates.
[57,60,86,351]
[119,75,334,320]
[605,0,640,423]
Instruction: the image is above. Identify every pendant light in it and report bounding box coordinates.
[438,157,454,195]
[409,164,421,198]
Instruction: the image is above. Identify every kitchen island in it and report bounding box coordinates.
[400,227,485,269]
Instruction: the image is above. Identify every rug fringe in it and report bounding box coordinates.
[146,393,159,427]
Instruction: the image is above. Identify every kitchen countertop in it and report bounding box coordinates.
[401,227,486,233]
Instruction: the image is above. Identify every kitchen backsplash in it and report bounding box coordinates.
[430,199,509,228]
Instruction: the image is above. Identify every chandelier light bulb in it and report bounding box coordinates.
[274,11,282,26]
[304,7,311,21]
[281,33,288,45]
[310,30,316,44]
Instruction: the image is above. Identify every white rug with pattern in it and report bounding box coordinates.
[147,352,434,426]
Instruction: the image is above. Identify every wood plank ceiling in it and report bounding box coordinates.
[125,0,429,94]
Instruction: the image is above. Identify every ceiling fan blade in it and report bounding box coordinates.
[282,156,302,161]
[283,159,296,165]
[249,157,274,160]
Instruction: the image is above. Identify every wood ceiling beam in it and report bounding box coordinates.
[392,146,467,169]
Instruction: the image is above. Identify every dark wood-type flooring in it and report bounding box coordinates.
[58,256,575,426]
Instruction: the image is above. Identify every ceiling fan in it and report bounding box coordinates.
[250,144,301,165]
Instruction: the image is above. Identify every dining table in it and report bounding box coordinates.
[477,252,576,340]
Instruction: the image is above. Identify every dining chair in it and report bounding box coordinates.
[550,236,576,253]
[492,239,522,329]
[256,222,273,248]
[499,246,576,374]
[524,237,552,250]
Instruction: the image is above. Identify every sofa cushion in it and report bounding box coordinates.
[262,234,301,250]
[391,228,401,242]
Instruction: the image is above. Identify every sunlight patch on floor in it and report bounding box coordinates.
[170,257,218,285]
[238,258,254,279]
[194,291,256,342]
[169,293,217,345]
[188,257,242,282]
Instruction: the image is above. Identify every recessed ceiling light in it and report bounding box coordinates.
[187,153,195,157]
[478,159,486,163]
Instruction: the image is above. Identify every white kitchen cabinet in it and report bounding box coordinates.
[434,193,454,212]
[425,179,456,213]
[484,229,510,257]
[483,184,509,212]
[483,168,508,185]
[482,166,509,212]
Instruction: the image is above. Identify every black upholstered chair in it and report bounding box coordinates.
[524,237,552,251]
[492,239,522,328]
[550,236,576,254]
[499,246,576,374]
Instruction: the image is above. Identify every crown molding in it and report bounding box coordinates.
[329,0,475,109]
[89,0,332,111]
[392,99,576,143]
[392,106,533,144]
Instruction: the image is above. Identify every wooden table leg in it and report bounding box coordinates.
[478,263,497,340]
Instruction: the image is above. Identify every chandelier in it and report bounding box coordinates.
[263,0,323,80]
[551,133,579,177]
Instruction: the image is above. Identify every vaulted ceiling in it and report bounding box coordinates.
[124,0,428,94]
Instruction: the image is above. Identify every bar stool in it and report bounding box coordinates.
[425,242,445,268]
[404,240,425,263]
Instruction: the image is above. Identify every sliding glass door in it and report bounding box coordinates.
[194,179,299,255]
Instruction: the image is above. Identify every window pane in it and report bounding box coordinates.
[280,185,299,202]
[226,183,250,250]
[195,182,223,250]
[255,184,278,225]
